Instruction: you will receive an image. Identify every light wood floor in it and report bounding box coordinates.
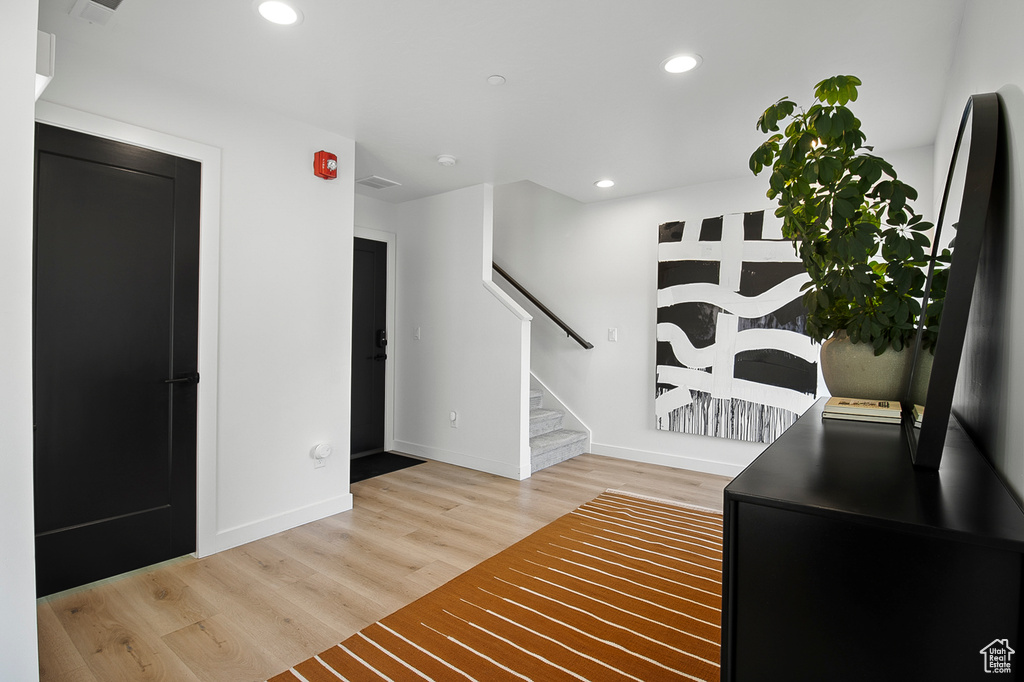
[36,453,731,681]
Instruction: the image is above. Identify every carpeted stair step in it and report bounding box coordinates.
[530,408,564,437]
[529,388,543,409]
[530,428,587,473]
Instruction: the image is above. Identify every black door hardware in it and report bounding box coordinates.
[164,372,200,385]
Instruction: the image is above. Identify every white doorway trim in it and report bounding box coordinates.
[354,226,396,453]
[35,101,222,558]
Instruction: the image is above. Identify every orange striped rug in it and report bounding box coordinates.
[269,489,722,681]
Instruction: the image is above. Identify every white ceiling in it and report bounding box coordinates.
[38,0,968,204]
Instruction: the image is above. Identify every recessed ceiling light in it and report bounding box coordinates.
[662,54,702,74]
[257,1,302,25]
[595,179,615,189]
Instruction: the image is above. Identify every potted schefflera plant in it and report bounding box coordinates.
[749,75,940,401]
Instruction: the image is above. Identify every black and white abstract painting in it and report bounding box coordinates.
[656,210,818,443]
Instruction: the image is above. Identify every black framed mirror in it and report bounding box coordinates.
[902,93,1001,469]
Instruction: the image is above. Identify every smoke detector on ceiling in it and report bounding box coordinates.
[437,155,457,167]
[69,0,125,26]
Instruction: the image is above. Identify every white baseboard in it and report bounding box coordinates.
[394,440,528,480]
[202,493,353,557]
[589,442,748,479]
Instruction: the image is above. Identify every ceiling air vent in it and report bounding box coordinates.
[356,175,402,190]
[69,0,125,26]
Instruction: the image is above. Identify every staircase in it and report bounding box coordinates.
[530,388,587,473]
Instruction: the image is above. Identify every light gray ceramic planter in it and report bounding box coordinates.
[820,330,932,403]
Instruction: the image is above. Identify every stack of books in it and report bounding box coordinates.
[822,397,902,424]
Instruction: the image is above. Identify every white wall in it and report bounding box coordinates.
[0,4,41,678]
[356,192,401,231]
[936,0,1024,501]
[394,185,532,479]
[39,39,356,554]
[494,146,934,477]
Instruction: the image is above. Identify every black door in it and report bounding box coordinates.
[33,124,200,596]
[351,237,387,459]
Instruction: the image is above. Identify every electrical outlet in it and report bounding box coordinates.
[450,410,458,428]
[414,326,421,340]
[608,328,618,342]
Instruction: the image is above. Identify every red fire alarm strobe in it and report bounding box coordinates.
[313,150,338,179]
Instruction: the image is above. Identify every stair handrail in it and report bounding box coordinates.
[492,262,594,350]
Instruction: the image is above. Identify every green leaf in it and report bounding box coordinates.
[814,78,837,105]
[798,132,817,156]
[846,128,866,149]
[897,265,915,294]
[818,198,832,224]
[816,111,833,138]
[833,198,855,221]
[818,156,842,184]
[886,206,908,226]
[779,142,793,166]
[873,335,887,355]
[897,299,910,323]
[803,162,819,186]
[758,100,793,133]
[858,157,883,187]
[750,152,763,174]
[890,182,907,208]
[854,224,876,254]
[896,238,911,260]
[805,290,818,313]
[835,106,856,133]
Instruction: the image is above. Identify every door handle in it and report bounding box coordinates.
[165,372,200,385]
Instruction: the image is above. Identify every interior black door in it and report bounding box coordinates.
[33,123,200,596]
[351,237,387,459]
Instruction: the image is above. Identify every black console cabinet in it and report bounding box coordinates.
[722,399,1024,681]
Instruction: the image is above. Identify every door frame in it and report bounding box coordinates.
[354,226,396,453]
[35,102,222,558]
